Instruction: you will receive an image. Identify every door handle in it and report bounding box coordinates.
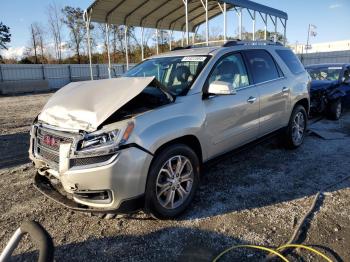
[282,87,290,93]
[247,96,257,104]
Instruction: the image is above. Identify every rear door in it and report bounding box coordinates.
[243,49,290,136]
[203,52,260,159]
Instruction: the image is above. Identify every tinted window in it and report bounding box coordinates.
[124,56,209,96]
[208,53,250,88]
[276,49,305,75]
[244,50,280,84]
[306,66,342,81]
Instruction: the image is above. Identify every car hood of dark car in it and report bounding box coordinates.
[310,80,338,92]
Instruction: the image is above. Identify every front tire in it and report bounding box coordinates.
[145,144,200,219]
[284,105,307,149]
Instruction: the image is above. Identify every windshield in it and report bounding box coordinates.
[124,56,209,96]
[306,66,342,81]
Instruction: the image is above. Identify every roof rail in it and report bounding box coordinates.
[223,40,283,47]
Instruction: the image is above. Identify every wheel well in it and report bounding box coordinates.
[295,98,309,114]
[153,135,203,163]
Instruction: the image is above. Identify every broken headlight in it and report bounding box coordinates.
[77,122,134,156]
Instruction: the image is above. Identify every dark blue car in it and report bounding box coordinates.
[305,63,350,120]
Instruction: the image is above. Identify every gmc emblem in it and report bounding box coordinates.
[43,135,59,147]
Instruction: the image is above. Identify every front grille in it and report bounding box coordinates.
[34,126,75,169]
[70,154,114,167]
[37,147,60,164]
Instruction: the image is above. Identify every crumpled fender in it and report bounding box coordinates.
[327,88,346,101]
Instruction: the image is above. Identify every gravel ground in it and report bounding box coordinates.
[0,93,349,262]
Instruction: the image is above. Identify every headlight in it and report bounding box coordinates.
[76,122,134,156]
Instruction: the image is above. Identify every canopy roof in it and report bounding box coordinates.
[86,0,288,32]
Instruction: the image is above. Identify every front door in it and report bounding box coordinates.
[203,53,260,159]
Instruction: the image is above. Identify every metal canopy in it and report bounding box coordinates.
[84,0,288,80]
[86,0,287,32]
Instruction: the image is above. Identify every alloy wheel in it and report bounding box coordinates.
[292,112,305,145]
[156,155,194,209]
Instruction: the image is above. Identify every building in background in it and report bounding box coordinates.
[291,40,350,54]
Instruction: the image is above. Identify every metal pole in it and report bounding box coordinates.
[264,13,267,40]
[85,11,93,80]
[156,29,159,54]
[192,33,195,44]
[169,30,173,50]
[141,27,144,60]
[181,31,184,47]
[306,24,310,54]
[252,11,256,41]
[283,19,287,46]
[205,0,209,45]
[184,0,189,45]
[239,8,243,40]
[125,26,129,70]
[274,16,277,42]
[224,3,227,41]
[105,23,111,78]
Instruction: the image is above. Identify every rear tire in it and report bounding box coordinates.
[284,105,307,149]
[145,144,200,219]
[327,99,342,120]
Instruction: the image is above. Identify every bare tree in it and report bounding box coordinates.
[47,2,63,62]
[29,24,38,64]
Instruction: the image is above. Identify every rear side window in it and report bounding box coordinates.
[276,49,305,75]
[244,50,281,84]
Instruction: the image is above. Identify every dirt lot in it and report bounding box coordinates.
[0,93,349,262]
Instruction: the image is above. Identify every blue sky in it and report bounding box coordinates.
[0,0,349,58]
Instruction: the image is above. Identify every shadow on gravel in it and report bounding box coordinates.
[0,132,30,169]
[9,226,343,261]
[10,227,260,262]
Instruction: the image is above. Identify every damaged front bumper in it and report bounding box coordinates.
[34,172,145,214]
[30,124,153,213]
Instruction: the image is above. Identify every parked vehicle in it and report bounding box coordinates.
[30,41,310,219]
[305,63,350,120]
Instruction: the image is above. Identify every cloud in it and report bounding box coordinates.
[329,3,341,9]
[1,46,26,59]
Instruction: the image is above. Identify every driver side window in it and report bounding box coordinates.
[208,53,250,89]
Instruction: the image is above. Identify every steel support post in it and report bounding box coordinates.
[183,0,189,45]
[239,8,243,40]
[264,13,267,40]
[105,23,112,78]
[124,26,129,70]
[85,10,93,80]
[274,16,277,42]
[156,29,159,54]
[252,11,256,41]
[141,27,144,60]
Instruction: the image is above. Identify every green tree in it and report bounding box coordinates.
[0,22,11,61]
[61,6,91,63]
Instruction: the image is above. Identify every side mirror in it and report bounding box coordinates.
[208,81,236,96]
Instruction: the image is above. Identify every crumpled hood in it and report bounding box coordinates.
[310,80,337,92]
[38,77,155,132]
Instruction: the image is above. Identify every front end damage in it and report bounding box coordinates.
[30,77,173,213]
[310,80,346,116]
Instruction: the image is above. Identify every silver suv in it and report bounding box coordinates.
[30,41,310,219]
